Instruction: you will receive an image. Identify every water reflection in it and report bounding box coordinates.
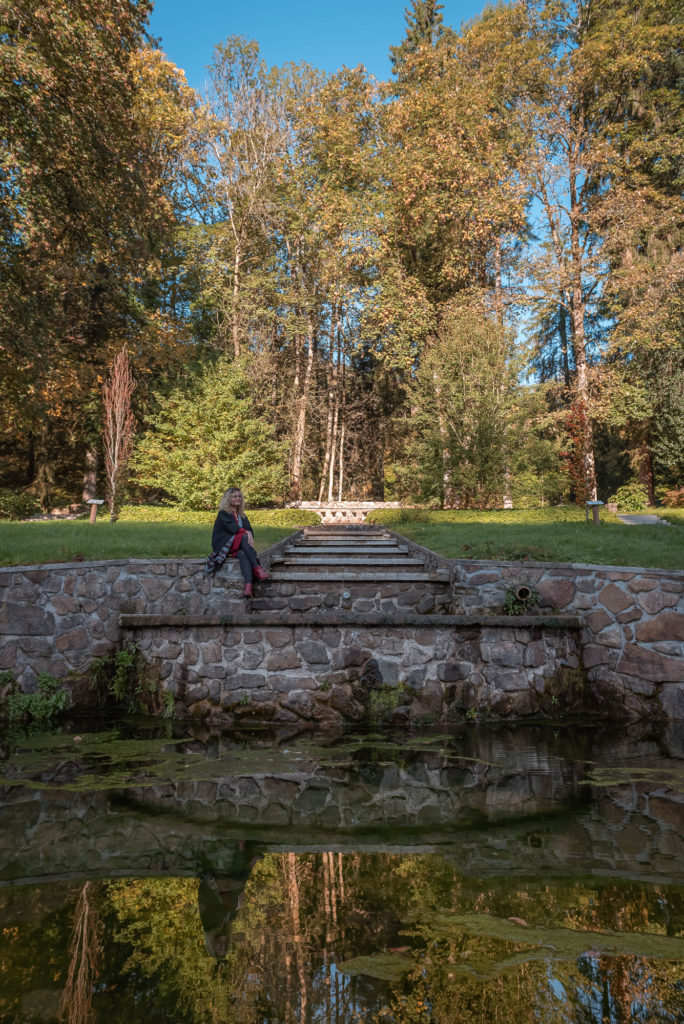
[0,721,682,1022]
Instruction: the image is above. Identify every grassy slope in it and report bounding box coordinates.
[1,506,682,570]
[0,521,294,567]
[371,508,684,570]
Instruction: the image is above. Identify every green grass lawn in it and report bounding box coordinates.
[0,521,294,567]
[1,504,682,570]
[659,507,684,528]
[371,507,684,570]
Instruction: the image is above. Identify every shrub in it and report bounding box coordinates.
[0,489,39,521]
[369,506,587,526]
[4,673,71,723]
[368,508,430,525]
[118,505,215,524]
[247,509,321,527]
[117,505,321,527]
[607,482,650,512]
[91,644,152,713]
[90,643,177,717]
[132,355,288,509]
[662,487,684,508]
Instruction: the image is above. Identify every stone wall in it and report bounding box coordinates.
[121,614,582,726]
[450,556,684,719]
[1,551,682,721]
[0,558,244,691]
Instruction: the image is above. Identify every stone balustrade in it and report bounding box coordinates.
[295,501,402,524]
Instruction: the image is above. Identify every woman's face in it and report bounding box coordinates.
[228,490,242,509]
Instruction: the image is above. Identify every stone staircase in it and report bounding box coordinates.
[251,525,453,615]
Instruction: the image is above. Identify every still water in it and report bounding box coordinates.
[0,720,682,1023]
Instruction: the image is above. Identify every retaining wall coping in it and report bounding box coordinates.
[453,558,684,577]
[0,557,236,574]
[385,529,452,571]
[2,556,680,579]
[120,611,582,630]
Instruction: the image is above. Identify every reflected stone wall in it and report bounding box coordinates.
[1,747,682,887]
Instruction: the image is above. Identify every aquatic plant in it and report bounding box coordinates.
[90,644,167,716]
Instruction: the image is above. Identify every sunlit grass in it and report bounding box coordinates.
[1,506,682,570]
[0,520,294,567]
[659,507,684,528]
[388,511,684,570]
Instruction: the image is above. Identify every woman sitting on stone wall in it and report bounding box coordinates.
[205,487,269,597]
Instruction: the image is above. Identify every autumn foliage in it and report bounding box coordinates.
[1,0,682,509]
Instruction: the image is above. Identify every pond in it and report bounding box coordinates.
[0,719,682,1023]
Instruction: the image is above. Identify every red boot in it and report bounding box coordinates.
[244,583,253,598]
[253,566,269,582]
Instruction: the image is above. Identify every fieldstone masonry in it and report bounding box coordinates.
[1,531,682,722]
[454,558,684,719]
[119,615,582,726]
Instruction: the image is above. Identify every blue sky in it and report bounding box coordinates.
[149,0,489,91]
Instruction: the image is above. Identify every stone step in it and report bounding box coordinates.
[302,528,389,537]
[288,549,409,558]
[276,556,424,567]
[266,570,451,582]
[292,543,405,551]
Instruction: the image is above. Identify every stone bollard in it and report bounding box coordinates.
[585,500,604,525]
[87,498,105,523]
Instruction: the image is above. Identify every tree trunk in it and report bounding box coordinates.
[327,398,339,502]
[35,424,54,513]
[434,371,457,507]
[569,159,597,501]
[81,448,98,504]
[318,316,338,502]
[559,297,571,387]
[284,853,307,1023]
[289,321,315,502]
[632,433,655,504]
[337,413,345,502]
[232,245,241,359]
[494,235,503,324]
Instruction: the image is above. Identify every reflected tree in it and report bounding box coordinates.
[59,882,102,1024]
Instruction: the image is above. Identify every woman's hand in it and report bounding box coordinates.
[247,532,255,548]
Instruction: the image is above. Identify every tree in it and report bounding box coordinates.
[521,2,607,501]
[103,347,136,523]
[523,0,683,501]
[588,0,684,496]
[0,2,194,506]
[59,882,102,1024]
[405,299,521,508]
[132,354,288,508]
[189,37,287,358]
[389,0,446,80]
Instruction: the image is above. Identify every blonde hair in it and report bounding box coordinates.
[219,487,245,516]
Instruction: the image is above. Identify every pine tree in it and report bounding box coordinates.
[389,1,445,78]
